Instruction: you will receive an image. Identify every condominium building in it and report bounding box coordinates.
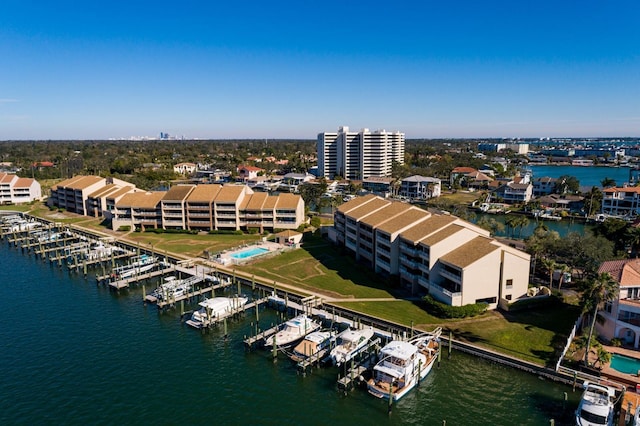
[332,195,530,309]
[399,175,441,200]
[112,184,305,232]
[317,126,404,180]
[49,175,133,215]
[0,172,42,204]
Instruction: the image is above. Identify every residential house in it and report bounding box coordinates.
[0,172,42,204]
[533,177,557,196]
[493,182,533,204]
[173,162,197,175]
[362,177,394,198]
[399,175,441,200]
[602,186,640,217]
[237,165,264,182]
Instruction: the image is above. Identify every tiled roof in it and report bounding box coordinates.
[345,198,390,220]
[336,194,378,213]
[162,185,195,201]
[452,167,477,173]
[245,192,269,210]
[399,215,457,243]
[54,175,104,191]
[117,191,165,209]
[186,184,222,202]
[420,224,465,247]
[215,185,246,203]
[88,184,118,198]
[275,193,302,209]
[376,207,431,235]
[598,259,640,287]
[360,202,414,228]
[604,186,640,194]
[13,177,35,188]
[439,236,499,269]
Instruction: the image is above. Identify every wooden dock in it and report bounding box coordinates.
[107,267,172,289]
[337,365,368,391]
[244,324,280,347]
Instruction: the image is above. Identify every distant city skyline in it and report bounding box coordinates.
[1,1,639,140]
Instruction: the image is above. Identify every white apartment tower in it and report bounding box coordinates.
[317,126,405,180]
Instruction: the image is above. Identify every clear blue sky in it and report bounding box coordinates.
[1,0,638,140]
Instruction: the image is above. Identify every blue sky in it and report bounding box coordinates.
[1,0,638,140]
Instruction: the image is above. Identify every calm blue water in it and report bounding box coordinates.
[0,241,581,425]
[231,246,269,259]
[528,165,632,188]
[610,354,640,375]
[473,212,590,239]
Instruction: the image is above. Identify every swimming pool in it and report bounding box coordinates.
[230,247,269,260]
[610,353,640,375]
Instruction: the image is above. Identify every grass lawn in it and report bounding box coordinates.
[242,238,397,299]
[332,300,443,328]
[0,204,31,212]
[447,305,581,366]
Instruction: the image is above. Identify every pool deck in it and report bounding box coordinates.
[597,345,640,390]
[214,241,284,265]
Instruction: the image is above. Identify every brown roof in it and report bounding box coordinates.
[452,167,477,174]
[336,194,378,214]
[263,195,278,209]
[162,185,195,201]
[55,175,104,191]
[245,192,269,210]
[107,186,136,200]
[276,230,302,237]
[275,193,301,210]
[439,236,500,269]
[186,184,222,202]
[360,202,414,228]
[598,259,640,287]
[420,224,465,247]
[344,197,390,220]
[400,214,457,244]
[13,177,35,188]
[0,173,15,183]
[117,191,165,209]
[376,207,431,235]
[88,184,118,198]
[215,185,246,203]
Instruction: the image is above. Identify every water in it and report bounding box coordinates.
[528,165,632,188]
[610,354,640,375]
[473,212,590,239]
[231,246,269,259]
[0,242,581,425]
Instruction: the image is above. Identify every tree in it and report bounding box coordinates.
[556,263,571,289]
[594,346,611,368]
[583,186,602,217]
[580,272,618,366]
[541,257,557,288]
[557,175,580,194]
[625,226,640,257]
[600,177,616,188]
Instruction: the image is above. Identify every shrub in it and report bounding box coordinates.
[208,230,243,235]
[610,338,622,347]
[422,295,488,318]
[310,216,321,228]
[118,225,131,232]
[507,294,563,312]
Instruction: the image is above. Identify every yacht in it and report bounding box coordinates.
[186,296,248,329]
[264,314,321,348]
[151,276,193,301]
[575,382,616,426]
[367,329,441,401]
[328,327,375,366]
[111,254,157,279]
[290,330,337,363]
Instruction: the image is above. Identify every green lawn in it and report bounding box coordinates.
[242,240,396,299]
[0,204,32,212]
[332,300,443,328]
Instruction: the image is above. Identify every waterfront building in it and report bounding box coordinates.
[317,126,405,180]
[596,258,640,349]
[532,177,557,196]
[399,175,441,200]
[278,172,314,193]
[111,184,305,232]
[450,167,493,190]
[493,182,533,204]
[86,184,137,218]
[49,175,132,215]
[237,165,264,182]
[478,142,529,154]
[331,195,530,309]
[601,186,640,217]
[0,172,41,204]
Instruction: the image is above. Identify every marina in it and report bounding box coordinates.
[0,212,623,424]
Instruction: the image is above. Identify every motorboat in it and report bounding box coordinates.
[328,327,375,366]
[111,254,157,279]
[290,329,337,363]
[367,328,441,401]
[264,314,321,348]
[575,381,616,426]
[186,296,248,329]
[151,276,193,301]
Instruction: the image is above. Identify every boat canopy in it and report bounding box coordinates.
[380,341,417,361]
[374,364,405,379]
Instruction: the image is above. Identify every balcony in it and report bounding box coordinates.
[400,256,418,270]
[430,282,462,306]
[440,269,462,283]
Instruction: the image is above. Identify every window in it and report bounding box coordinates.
[506,279,513,289]
[505,295,512,301]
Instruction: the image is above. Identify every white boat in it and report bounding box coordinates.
[575,381,616,426]
[186,296,248,329]
[328,327,375,366]
[151,276,195,301]
[367,328,441,401]
[111,254,157,279]
[264,314,321,348]
[290,329,337,363]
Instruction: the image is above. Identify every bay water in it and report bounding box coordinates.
[0,242,581,425]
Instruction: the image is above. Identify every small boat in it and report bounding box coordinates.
[328,327,375,366]
[290,330,337,363]
[111,254,157,279]
[575,381,616,426]
[264,314,321,348]
[367,328,441,401]
[186,296,248,329]
[151,276,192,301]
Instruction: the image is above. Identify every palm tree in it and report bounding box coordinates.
[556,264,571,290]
[625,225,640,257]
[540,257,557,289]
[580,272,619,366]
[594,346,611,368]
